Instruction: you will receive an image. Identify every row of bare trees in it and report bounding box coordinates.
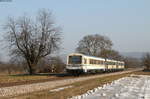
[0,56,65,75]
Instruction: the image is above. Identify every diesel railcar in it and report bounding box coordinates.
[66,53,125,74]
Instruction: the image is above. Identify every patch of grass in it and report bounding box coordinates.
[0,74,55,84]
[0,73,72,85]
[132,71,150,75]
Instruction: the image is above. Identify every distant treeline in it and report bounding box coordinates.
[0,56,66,75]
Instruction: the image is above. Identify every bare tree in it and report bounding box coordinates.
[4,9,61,75]
[142,53,150,70]
[76,34,113,56]
[123,57,141,68]
[99,49,123,61]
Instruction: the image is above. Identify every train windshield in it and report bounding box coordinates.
[68,56,82,64]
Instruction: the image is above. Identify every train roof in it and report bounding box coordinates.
[68,53,104,60]
[68,53,124,63]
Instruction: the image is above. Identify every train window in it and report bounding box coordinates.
[92,60,94,64]
[84,59,87,64]
[106,62,109,65]
[112,62,114,65]
[99,61,103,65]
[90,59,98,64]
[119,63,123,65]
[98,61,100,64]
[93,60,95,64]
[113,62,115,65]
[89,59,105,65]
[90,59,92,64]
[102,61,104,65]
[95,60,98,65]
[107,62,115,65]
[121,63,124,66]
[96,60,98,64]
[100,61,102,64]
[68,56,82,64]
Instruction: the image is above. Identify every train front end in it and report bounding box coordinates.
[66,53,84,74]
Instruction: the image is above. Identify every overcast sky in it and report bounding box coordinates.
[0,0,150,61]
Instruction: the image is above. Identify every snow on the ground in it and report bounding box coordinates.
[70,75,150,99]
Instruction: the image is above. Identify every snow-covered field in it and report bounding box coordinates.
[70,75,150,99]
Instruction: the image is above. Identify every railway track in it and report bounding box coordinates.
[0,69,140,88]
[0,68,142,97]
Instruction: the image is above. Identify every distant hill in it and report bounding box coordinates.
[121,52,147,59]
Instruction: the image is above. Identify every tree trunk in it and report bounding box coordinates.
[27,61,37,75]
